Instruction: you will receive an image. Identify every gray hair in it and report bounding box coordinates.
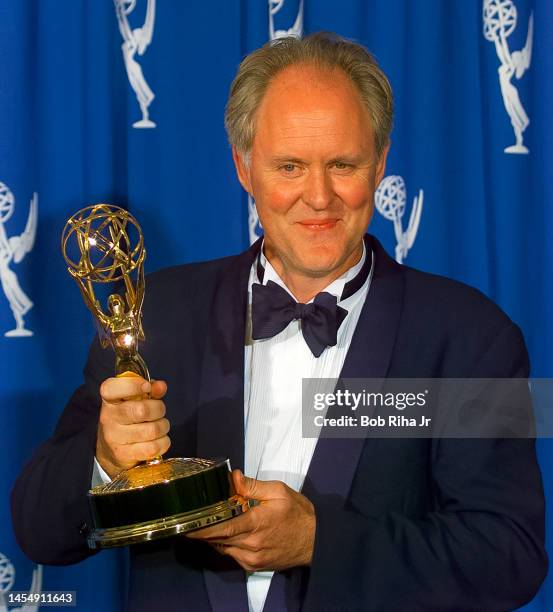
[224,32,393,160]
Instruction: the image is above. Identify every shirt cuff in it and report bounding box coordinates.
[92,457,112,487]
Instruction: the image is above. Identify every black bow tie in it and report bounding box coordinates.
[251,243,372,358]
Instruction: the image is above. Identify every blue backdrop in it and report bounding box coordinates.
[0,0,551,610]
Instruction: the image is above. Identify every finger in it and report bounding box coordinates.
[201,531,261,550]
[149,379,167,400]
[210,543,254,567]
[116,399,166,424]
[211,543,228,555]
[107,418,170,445]
[198,509,265,549]
[232,470,289,501]
[186,508,257,541]
[212,545,268,573]
[100,377,150,403]
[118,435,171,463]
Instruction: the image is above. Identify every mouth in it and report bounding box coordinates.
[297,219,339,230]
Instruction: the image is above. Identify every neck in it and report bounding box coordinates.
[263,242,364,303]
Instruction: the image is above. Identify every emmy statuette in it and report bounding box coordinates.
[62,204,248,548]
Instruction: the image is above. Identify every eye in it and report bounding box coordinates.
[278,163,301,177]
[331,161,354,173]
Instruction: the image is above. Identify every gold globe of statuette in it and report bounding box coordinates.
[62,203,144,283]
[62,204,249,548]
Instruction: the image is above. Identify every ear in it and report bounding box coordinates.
[232,147,253,195]
[375,141,390,185]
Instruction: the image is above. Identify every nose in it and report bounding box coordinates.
[303,167,333,210]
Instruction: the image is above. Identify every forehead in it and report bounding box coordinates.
[253,64,374,154]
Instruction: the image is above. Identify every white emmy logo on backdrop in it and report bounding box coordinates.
[248,0,305,245]
[375,175,423,264]
[0,552,42,612]
[269,0,304,40]
[483,0,533,154]
[0,184,37,337]
[248,196,263,246]
[114,0,157,128]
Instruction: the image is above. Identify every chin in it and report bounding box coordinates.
[296,249,345,277]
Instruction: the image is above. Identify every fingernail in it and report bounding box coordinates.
[141,382,151,393]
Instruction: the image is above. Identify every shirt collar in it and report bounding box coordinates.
[256,240,368,304]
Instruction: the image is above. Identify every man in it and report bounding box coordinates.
[12,33,547,611]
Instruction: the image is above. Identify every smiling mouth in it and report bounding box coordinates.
[298,219,338,230]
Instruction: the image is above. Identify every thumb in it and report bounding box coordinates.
[232,469,255,497]
[232,470,282,500]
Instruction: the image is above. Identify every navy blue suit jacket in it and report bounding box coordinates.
[12,236,547,611]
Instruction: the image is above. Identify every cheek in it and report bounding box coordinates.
[334,178,374,212]
[254,179,303,212]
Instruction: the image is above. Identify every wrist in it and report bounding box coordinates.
[95,442,120,480]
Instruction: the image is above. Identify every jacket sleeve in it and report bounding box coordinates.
[304,323,548,611]
[11,336,113,565]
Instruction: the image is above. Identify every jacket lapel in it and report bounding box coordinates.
[196,239,261,612]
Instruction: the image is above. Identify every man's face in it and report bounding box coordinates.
[234,64,389,281]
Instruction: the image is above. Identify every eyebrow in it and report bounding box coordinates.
[270,154,366,165]
[328,154,367,165]
[271,156,306,165]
